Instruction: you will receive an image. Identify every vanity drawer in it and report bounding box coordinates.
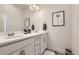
[0,38,34,55]
[35,44,40,51]
[35,41,40,45]
[34,36,40,42]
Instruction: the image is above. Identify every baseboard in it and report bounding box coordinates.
[46,48,65,55]
[46,48,57,53]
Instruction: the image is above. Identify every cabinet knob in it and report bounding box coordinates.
[20,50,25,55]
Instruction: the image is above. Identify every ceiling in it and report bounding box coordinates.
[14,4,29,9]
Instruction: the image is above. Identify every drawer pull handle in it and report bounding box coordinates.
[20,50,25,55]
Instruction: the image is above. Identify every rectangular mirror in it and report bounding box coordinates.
[0,4,39,32]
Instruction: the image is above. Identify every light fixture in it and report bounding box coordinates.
[33,4,37,8]
[36,6,39,10]
[29,6,33,11]
[28,4,40,11]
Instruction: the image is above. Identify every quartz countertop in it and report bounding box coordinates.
[0,31,47,47]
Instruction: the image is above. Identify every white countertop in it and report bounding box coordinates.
[0,31,47,47]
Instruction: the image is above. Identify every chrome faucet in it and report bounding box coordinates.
[8,32,15,36]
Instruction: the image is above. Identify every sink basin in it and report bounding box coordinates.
[3,34,25,39]
[15,35,24,37]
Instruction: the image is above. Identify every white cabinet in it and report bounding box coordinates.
[11,38,34,55]
[0,32,48,55]
[34,36,41,55]
[34,33,48,55]
[0,38,34,55]
[40,34,47,54]
[11,43,34,55]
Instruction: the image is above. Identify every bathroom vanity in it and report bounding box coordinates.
[0,31,48,55]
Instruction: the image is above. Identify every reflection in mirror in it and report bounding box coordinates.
[3,14,8,32]
[0,15,3,32]
[0,4,26,32]
[0,4,40,33]
[27,4,40,32]
[24,4,40,32]
[0,14,8,32]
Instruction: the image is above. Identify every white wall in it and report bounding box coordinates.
[72,5,79,55]
[0,4,25,32]
[38,4,72,53]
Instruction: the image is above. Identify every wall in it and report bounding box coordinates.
[0,4,25,32]
[72,5,79,54]
[38,4,72,53]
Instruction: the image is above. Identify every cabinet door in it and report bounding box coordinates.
[34,36,41,55]
[10,49,22,55]
[23,43,34,55]
[41,35,45,54]
[10,43,34,55]
[41,34,47,54]
[44,34,47,49]
[0,38,34,55]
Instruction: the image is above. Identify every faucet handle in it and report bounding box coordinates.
[7,32,15,36]
[12,32,14,36]
[8,33,10,36]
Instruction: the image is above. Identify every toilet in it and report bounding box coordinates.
[43,50,55,55]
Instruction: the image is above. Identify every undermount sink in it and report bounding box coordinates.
[4,34,25,39]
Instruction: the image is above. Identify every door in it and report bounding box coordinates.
[41,34,47,54]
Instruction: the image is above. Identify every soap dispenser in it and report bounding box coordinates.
[31,24,35,30]
[43,23,47,31]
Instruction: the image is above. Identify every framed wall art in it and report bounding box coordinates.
[24,18,30,28]
[52,10,65,26]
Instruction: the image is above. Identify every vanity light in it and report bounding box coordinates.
[28,4,40,11]
[29,6,33,11]
[36,6,39,10]
[33,4,37,8]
